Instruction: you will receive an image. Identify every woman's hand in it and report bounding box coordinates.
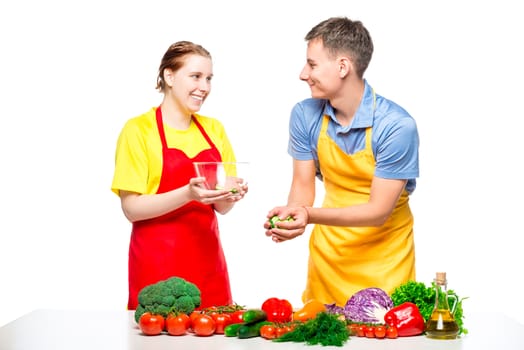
[189,177,233,203]
[225,183,248,202]
[264,206,309,243]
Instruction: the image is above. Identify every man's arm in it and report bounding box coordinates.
[287,159,317,207]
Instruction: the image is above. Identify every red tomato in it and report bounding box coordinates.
[275,326,289,338]
[374,325,386,339]
[166,313,190,336]
[386,326,399,339]
[138,312,165,336]
[189,310,204,331]
[347,323,359,336]
[260,324,276,339]
[261,297,293,323]
[212,313,232,334]
[205,306,219,318]
[230,310,246,324]
[356,325,366,337]
[192,314,216,336]
[364,326,375,338]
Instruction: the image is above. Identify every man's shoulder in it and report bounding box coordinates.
[372,96,416,132]
[295,98,327,109]
[293,98,329,119]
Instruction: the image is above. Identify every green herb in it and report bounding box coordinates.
[273,312,349,347]
[390,280,468,335]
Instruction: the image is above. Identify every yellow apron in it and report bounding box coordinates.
[302,111,416,306]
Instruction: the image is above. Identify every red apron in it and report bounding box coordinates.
[127,107,232,310]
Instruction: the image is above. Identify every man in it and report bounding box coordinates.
[264,17,419,306]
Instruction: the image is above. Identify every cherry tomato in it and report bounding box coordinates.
[261,297,293,323]
[386,326,399,339]
[230,310,246,324]
[356,325,366,337]
[275,326,289,338]
[292,299,327,322]
[260,324,276,339]
[374,325,386,339]
[165,313,190,336]
[189,310,204,331]
[138,312,165,336]
[205,306,219,318]
[192,314,216,336]
[212,313,232,334]
[347,323,359,336]
[365,325,375,338]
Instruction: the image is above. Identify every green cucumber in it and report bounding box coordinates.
[224,323,243,337]
[269,215,294,228]
[241,309,267,324]
[238,320,272,339]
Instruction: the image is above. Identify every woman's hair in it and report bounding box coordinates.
[305,17,373,78]
[156,41,212,92]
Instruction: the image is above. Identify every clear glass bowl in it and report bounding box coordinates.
[193,161,249,193]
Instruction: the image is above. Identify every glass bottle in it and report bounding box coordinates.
[425,272,459,339]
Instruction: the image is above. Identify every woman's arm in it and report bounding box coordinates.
[119,177,235,222]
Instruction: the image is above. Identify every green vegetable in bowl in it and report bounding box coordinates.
[134,276,201,323]
[214,185,238,193]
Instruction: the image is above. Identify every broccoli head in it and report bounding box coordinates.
[134,276,201,322]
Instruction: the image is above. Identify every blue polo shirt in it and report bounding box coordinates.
[287,80,419,194]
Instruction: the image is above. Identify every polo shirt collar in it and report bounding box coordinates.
[322,79,375,130]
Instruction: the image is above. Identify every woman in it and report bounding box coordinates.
[112,41,247,309]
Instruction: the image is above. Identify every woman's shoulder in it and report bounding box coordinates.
[118,108,158,139]
[124,107,157,129]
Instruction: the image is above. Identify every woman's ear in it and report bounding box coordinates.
[164,68,174,87]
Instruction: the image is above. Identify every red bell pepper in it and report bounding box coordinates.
[261,297,293,323]
[384,302,425,337]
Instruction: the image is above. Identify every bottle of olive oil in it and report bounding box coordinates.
[425,272,459,339]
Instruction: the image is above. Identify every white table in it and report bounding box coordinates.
[0,309,523,350]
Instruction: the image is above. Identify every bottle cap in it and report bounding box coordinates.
[435,272,447,284]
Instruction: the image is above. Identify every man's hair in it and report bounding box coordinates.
[305,17,373,78]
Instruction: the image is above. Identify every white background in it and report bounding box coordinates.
[1,0,523,328]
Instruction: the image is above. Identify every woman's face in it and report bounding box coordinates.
[168,54,213,114]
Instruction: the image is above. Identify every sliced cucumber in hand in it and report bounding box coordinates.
[269,215,294,228]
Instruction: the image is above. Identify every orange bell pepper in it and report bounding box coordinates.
[292,300,327,322]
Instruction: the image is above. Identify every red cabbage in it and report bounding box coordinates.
[335,287,394,324]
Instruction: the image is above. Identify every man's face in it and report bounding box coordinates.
[299,39,341,99]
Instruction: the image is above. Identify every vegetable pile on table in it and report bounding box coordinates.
[134,276,468,345]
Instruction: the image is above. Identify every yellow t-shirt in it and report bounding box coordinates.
[111,107,236,196]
